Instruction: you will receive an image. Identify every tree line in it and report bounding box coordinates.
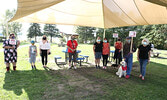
[76,25,167,50]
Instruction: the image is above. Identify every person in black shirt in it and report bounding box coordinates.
[93,37,103,69]
[137,38,151,80]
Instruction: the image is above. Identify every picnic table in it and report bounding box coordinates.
[62,49,81,63]
[109,50,115,61]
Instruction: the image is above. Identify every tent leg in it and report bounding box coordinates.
[103,28,106,39]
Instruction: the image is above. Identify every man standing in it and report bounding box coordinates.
[67,35,78,69]
[123,37,136,79]
[3,33,20,72]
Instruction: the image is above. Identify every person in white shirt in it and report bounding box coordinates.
[39,35,51,68]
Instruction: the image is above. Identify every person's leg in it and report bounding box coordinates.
[142,59,148,77]
[12,62,16,71]
[45,54,48,66]
[139,59,143,77]
[127,54,133,76]
[69,53,72,68]
[41,50,45,66]
[73,53,77,69]
[118,52,122,65]
[6,63,10,71]
[102,55,105,67]
[105,55,108,66]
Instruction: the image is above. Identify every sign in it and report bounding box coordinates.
[9,39,16,45]
[113,33,118,38]
[129,31,136,37]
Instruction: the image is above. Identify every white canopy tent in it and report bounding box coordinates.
[10,0,167,37]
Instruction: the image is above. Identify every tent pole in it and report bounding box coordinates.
[103,28,106,40]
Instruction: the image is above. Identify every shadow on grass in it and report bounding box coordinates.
[3,61,167,100]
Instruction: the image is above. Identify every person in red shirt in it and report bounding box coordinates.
[67,35,78,69]
[114,38,123,66]
[102,38,110,69]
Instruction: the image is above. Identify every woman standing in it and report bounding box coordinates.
[93,37,103,69]
[137,38,151,80]
[102,38,110,69]
[3,33,20,72]
[114,38,123,66]
[39,35,51,68]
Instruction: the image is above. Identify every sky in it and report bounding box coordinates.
[0,0,75,37]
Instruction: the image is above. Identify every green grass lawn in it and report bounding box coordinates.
[0,44,167,100]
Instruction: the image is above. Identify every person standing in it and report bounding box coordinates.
[39,35,51,68]
[3,33,20,72]
[93,37,103,69]
[102,38,110,69]
[29,40,37,69]
[67,35,78,69]
[137,38,151,80]
[114,38,123,66]
[123,37,136,79]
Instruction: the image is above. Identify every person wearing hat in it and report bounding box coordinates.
[29,40,37,69]
[3,33,20,72]
[137,38,151,80]
[123,37,137,79]
[67,35,78,69]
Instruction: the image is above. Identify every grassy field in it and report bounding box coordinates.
[0,44,167,100]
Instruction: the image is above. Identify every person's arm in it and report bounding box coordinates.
[17,40,20,48]
[93,45,96,55]
[148,50,151,63]
[137,48,140,61]
[39,43,41,55]
[35,46,38,56]
[3,40,14,49]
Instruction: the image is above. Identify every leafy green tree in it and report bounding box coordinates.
[27,23,42,42]
[76,26,96,43]
[0,9,22,38]
[43,24,59,43]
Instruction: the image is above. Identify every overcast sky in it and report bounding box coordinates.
[0,0,75,35]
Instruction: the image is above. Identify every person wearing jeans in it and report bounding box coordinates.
[137,38,151,80]
[123,37,136,79]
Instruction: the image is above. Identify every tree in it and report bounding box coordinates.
[43,24,59,43]
[27,23,42,42]
[0,9,22,38]
[76,26,96,43]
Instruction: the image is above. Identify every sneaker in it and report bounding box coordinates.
[74,66,77,69]
[125,75,130,79]
[142,76,145,80]
[6,67,10,72]
[34,65,36,69]
[103,66,105,69]
[13,66,16,71]
[69,66,72,69]
[105,66,107,69]
[98,65,101,69]
[95,65,98,69]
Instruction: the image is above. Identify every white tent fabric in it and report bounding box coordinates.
[10,0,167,28]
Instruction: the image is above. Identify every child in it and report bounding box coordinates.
[29,40,37,69]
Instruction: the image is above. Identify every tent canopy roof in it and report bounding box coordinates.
[10,0,167,28]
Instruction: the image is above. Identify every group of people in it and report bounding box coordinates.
[3,34,51,71]
[3,34,151,80]
[93,36,151,80]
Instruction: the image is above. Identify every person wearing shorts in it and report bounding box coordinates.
[29,40,37,69]
[93,37,103,69]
